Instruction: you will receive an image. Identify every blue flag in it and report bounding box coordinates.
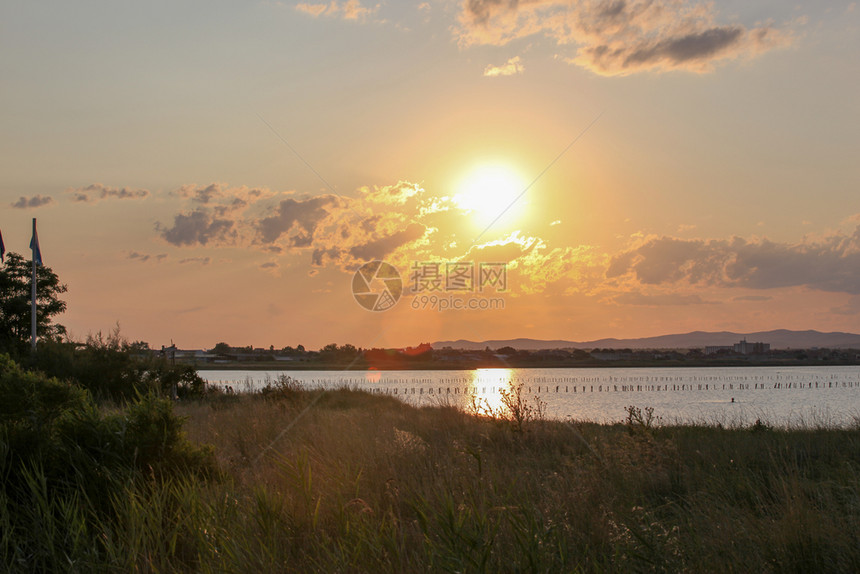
[0,229,5,263]
[30,221,42,266]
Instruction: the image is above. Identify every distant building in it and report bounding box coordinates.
[733,339,770,355]
[704,339,770,355]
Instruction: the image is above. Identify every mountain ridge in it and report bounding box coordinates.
[432,330,860,351]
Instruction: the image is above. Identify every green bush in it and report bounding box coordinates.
[28,337,206,401]
[0,354,216,569]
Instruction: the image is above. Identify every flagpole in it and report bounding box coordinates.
[31,218,37,353]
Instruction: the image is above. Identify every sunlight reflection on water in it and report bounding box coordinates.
[200,366,860,428]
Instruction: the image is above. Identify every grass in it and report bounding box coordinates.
[4,377,860,572]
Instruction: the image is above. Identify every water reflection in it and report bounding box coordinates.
[199,366,860,428]
[467,368,514,415]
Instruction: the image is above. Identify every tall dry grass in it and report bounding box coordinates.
[4,376,860,572]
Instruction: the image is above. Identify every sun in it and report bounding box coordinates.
[454,164,528,228]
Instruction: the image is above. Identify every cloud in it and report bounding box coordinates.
[457,0,793,75]
[295,0,378,21]
[457,232,608,297]
[157,183,275,247]
[183,183,221,204]
[176,183,270,206]
[484,56,525,77]
[357,180,422,206]
[144,176,860,307]
[607,227,860,294]
[150,179,587,287]
[311,247,343,267]
[519,244,607,295]
[295,2,328,17]
[256,195,340,246]
[348,223,426,261]
[69,183,149,203]
[11,195,54,209]
[178,257,211,265]
[157,209,237,247]
[467,231,541,264]
[127,251,168,263]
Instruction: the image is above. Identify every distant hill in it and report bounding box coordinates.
[432,330,860,351]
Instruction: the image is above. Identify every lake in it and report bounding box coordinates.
[199,365,860,428]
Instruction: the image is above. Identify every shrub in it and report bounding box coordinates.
[28,335,206,401]
[0,353,216,568]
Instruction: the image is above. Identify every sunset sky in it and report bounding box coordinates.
[2,1,859,350]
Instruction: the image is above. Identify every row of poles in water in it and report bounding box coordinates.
[219,378,860,395]
[284,373,859,385]
[356,380,860,396]
[211,372,860,395]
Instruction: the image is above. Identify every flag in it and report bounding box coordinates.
[30,220,42,266]
[0,229,5,263]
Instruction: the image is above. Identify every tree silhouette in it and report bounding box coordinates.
[0,252,67,353]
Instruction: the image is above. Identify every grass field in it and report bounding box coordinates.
[4,376,860,572]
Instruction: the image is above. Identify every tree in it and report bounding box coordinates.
[212,342,232,355]
[0,252,67,354]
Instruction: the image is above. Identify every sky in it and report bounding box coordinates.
[1,0,859,350]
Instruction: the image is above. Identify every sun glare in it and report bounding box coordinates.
[454,164,527,228]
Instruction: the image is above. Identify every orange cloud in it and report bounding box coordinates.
[484,56,525,77]
[295,0,378,21]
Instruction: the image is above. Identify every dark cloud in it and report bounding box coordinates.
[213,198,248,216]
[11,195,54,209]
[348,223,426,261]
[466,0,517,26]
[70,183,149,203]
[257,195,338,244]
[608,228,860,294]
[157,209,236,246]
[189,184,220,204]
[619,26,744,68]
[178,257,211,265]
[311,247,342,267]
[176,183,267,211]
[127,251,168,263]
[459,0,791,75]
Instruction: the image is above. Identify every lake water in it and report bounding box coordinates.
[199,366,860,428]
